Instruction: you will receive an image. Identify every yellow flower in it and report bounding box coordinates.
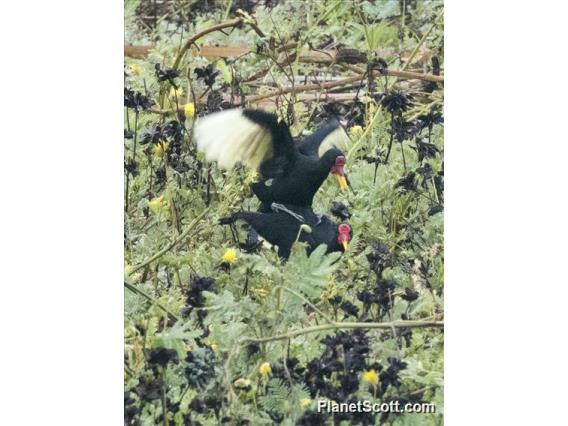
[368,102,377,115]
[299,398,311,409]
[169,86,183,98]
[259,362,272,377]
[148,195,165,214]
[184,102,195,119]
[203,338,218,352]
[349,125,363,136]
[129,64,141,76]
[362,369,379,386]
[222,248,237,264]
[153,141,169,157]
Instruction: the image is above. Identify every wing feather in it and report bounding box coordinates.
[317,126,350,157]
[298,120,350,157]
[195,109,274,170]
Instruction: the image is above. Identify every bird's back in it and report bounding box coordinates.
[254,154,329,207]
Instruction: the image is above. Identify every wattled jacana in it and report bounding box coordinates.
[219,203,352,260]
[195,109,349,210]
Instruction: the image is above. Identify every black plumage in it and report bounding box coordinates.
[195,109,349,210]
[219,204,352,260]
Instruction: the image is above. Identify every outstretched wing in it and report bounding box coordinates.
[298,119,350,157]
[194,109,297,175]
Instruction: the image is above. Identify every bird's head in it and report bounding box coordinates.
[323,149,348,191]
[337,223,352,251]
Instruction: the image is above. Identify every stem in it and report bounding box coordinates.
[272,285,335,325]
[238,320,443,344]
[373,161,380,184]
[401,0,406,46]
[384,113,395,163]
[161,371,168,426]
[431,176,440,204]
[133,111,139,162]
[223,0,233,20]
[124,280,179,321]
[401,9,442,72]
[347,104,383,159]
[125,173,130,212]
[127,207,210,275]
[125,109,139,212]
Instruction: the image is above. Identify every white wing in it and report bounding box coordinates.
[317,126,350,157]
[194,109,274,170]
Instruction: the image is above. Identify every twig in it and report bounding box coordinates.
[347,104,383,159]
[238,74,365,105]
[401,10,443,72]
[272,285,335,325]
[124,280,179,321]
[127,207,210,275]
[238,320,443,345]
[161,369,168,426]
[171,18,243,70]
[149,69,441,114]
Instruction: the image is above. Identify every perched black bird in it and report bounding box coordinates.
[219,203,352,260]
[195,109,349,209]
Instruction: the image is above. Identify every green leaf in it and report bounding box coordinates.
[216,59,232,84]
[154,321,201,358]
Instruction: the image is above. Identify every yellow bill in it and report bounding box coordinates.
[341,241,349,251]
[336,174,348,191]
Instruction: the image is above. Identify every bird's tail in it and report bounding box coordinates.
[218,215,236,225]
[218,211,251,225]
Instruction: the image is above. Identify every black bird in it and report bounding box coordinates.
[219,203,352,260]
[195,109,349,209]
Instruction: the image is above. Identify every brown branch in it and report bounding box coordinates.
[341,62,443,82]
[238,74,365,106]
[127,44,443,83]
[147,66,441,114]
[171,18,244,70]
[149,90,378,114]
[125,44,153,58]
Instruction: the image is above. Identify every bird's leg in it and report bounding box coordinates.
[373,160,380,184]
[294,224,313,245]
[227,222,239,245]
[234,223,241,246]
[206,168,211,206]
[242,267,250,296]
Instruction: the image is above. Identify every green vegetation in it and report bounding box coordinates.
[124,1,444,424]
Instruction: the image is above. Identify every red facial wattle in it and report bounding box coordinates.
[330,156,347,190]
[337,223,351,251]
